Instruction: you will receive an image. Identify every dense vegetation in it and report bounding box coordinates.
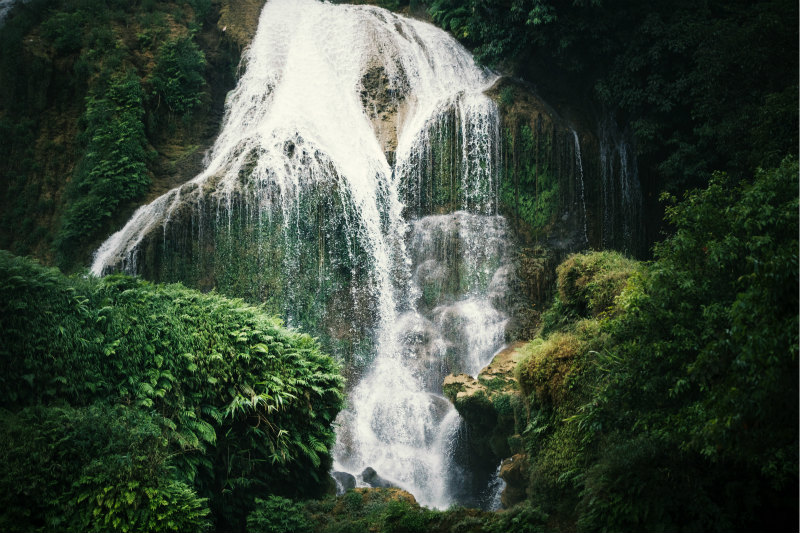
[0,0,796,531]
[507,158,797,531]
[0,251,344,531]
[0,0,243,270]
[247,489,546,533]
[424,0,798,193]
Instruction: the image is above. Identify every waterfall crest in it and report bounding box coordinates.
[91,0,510,508]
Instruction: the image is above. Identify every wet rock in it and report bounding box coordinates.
[499,454,529,508]
[331,471,357,494]
[442,343,527,463]
[361,467,396,489]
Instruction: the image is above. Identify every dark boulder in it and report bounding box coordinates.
[360,467,396,489]
[331,471,357,494]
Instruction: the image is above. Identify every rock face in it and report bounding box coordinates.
[443,342,527,476]
[486,77,645,258]
[218,0,268,48]
[332,471,357,494]
[499,454,529,508]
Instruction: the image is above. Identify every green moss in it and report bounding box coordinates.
[516,332,584,406]
[555,250,638,317]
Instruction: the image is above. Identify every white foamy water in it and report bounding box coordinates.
[91,0,509,508]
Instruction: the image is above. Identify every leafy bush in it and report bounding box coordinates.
[151,35,207,115]
[0,403,211,533]
[247,496,313,533]
[486,501,548,533]
[40,11,86,54]
[0,252,345,530]
[56,68,151,265]
[513,158,798,531]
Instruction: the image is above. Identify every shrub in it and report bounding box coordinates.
[151,35,206,115]
[487,501,548,533]
[0,403,211,533]
[247,496,313,533]
[0,252,345,530]
[41,11,86,54]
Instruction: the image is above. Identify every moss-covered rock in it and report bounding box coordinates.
[499,453,529,508]
[516,331,584,406]
[555,250,637,317]
[443,342,527,478]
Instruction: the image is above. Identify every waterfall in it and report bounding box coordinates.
[599,117,643,253]
[571,129,589,246]
[91,0,510,508]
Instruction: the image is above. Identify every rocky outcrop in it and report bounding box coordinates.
[443,342,540,508]
[332,470,357,493]
[498,454,529,508]
[443,342,527,471]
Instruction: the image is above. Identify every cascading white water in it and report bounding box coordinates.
[91,0,510,508]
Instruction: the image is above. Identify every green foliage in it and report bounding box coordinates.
[151,36,207,115]
[187,0,212,20]
[486,501,548,533]
[41,10,87,54]
[0,252,345,531]
[427,0,798,191]
[56,68,151,266]
[584,158,799,500]
[513,158,798,531]
[500,123,559,236]
[290,490,550,533]
[0,403,211,533]
[248,496,313,533]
